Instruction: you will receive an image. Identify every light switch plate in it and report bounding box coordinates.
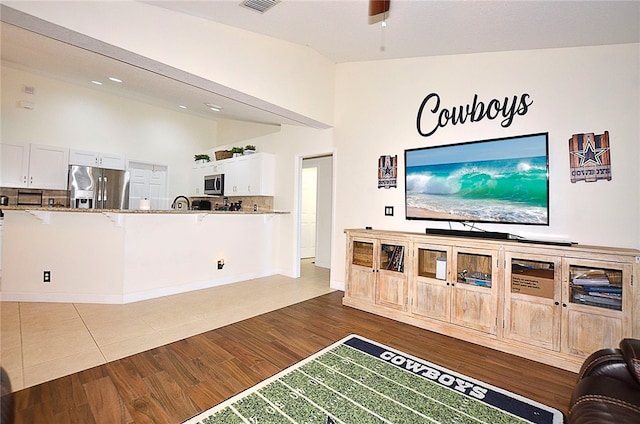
[385,206,394,216]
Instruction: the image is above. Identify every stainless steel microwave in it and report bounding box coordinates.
[204,174,224,195]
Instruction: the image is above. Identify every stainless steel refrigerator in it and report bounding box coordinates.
[68,165,130,209]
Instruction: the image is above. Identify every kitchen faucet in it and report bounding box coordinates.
[171,195,191,210]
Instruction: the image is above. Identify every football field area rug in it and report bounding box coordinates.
[183,334,563,424]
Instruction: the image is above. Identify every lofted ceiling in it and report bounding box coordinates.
[1,1,639,127]
[146,0,640,63]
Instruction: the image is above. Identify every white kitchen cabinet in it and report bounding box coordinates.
[69,149,125,170]
[223,153,274,196]
[189,162,225,196]
[1,143,69,189]
[1,143,30,187]
[190,165,205,196]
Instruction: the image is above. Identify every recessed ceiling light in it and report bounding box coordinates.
[91,80,103,85]
[205,103,223,112]
[108,77,123,83]
[178,105,187,109]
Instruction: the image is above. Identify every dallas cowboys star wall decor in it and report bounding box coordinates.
[569,131,612,183]
[378,155,397,188]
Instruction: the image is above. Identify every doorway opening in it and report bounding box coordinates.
[299,154,333,277]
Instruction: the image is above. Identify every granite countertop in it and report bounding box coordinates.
[0,206,289,215]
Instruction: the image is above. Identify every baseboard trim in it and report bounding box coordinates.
[1,271,274,304]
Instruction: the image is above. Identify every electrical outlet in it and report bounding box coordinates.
[43,270,51,283]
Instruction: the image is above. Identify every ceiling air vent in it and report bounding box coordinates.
[240,0,280,14]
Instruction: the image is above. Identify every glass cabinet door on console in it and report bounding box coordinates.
[376,240,409,310]
[504,254,562,351]
[451,247,499,334]
[561,258,632,357]
[347,238,376,302]
[346,236,409,311]
[412,243,453,322]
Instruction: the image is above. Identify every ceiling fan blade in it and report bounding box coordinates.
[369,0,390,17]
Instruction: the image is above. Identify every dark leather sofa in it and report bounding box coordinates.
[1,367,13,424]
[568,338,640,423]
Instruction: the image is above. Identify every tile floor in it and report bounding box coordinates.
[0,259,333,392]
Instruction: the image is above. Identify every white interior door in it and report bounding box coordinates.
[129,168,148,209]
[128,162,168,210]
[149,169,167,210]
[300,166,318,259]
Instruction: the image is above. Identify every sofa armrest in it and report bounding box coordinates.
[620,338,640,385]
[569,375,640,424]
[577,348,627,380]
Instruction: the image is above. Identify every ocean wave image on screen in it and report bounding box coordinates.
[406,157,548,223]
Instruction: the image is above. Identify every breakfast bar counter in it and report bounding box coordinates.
[0,205,288,214]
[0,208,288,304]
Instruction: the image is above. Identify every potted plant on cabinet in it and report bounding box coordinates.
[230,147,244,157]
[244,144,257,154]
[194,154,210,164]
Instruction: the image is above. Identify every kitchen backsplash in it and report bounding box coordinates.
[0,187,274,212]
[0,188,69,207]
[190,195,273,212]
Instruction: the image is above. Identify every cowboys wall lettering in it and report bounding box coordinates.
[416,92,533,137]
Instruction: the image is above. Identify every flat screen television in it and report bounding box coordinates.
[405,132,549,225]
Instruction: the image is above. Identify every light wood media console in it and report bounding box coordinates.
[343,229,640,372]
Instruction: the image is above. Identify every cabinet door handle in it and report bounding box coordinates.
[554,301,560,306]
[562,303,567,307]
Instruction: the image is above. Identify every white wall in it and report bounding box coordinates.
[5,0,336,127]
[1,211,126,301]
[1,65,216,198]
[216,119,281,146]
[223,126,335,280]
[331,43,640,289]
[1,211,278,303]
[3,8,638,298]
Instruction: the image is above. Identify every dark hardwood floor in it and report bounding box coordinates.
[3,291,577,423]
